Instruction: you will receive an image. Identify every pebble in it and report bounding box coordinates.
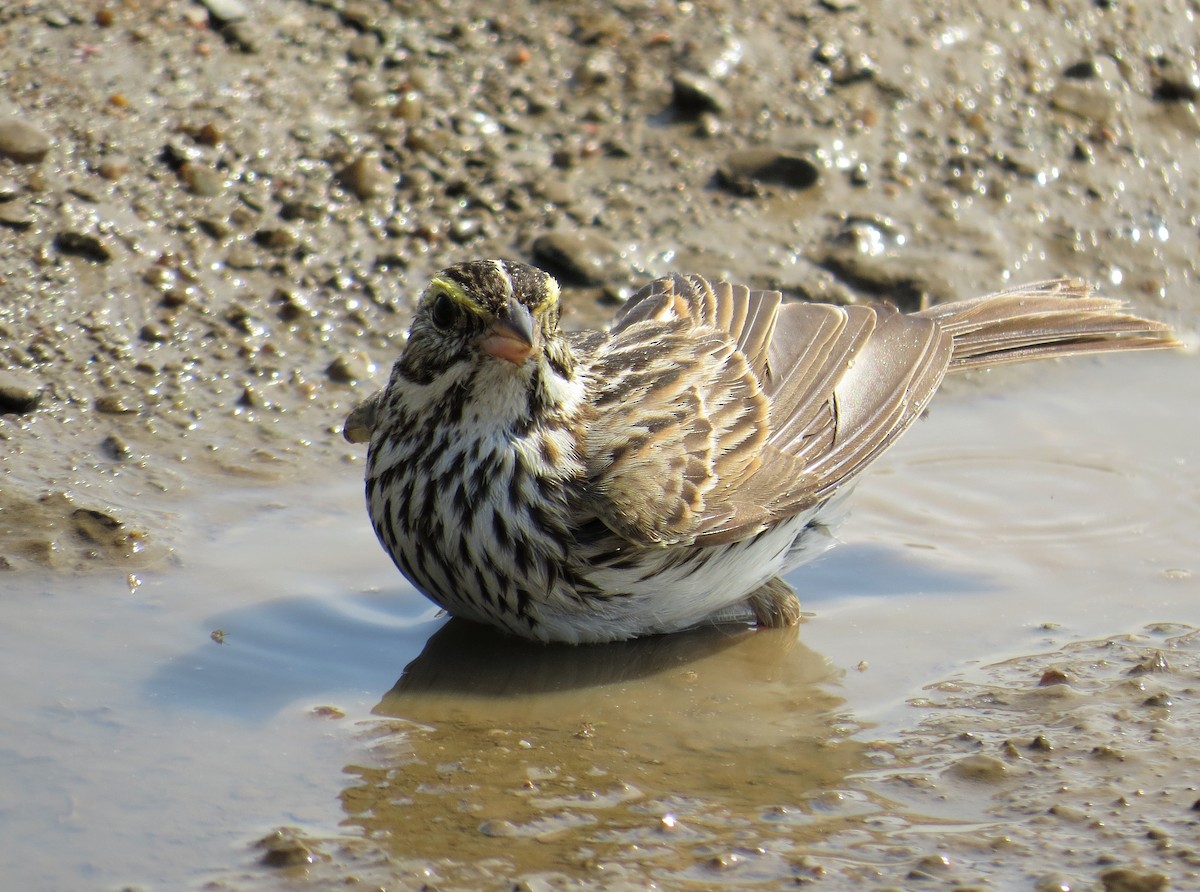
[0,369,44,414]
[101,434,133,461]
[55,232,112,262]
[1098,867,1169,892]
[325,351,374,384]
[817,217,925,306]
[220,21,260,53]
[1155,69,1200,102]
[1050,80,1121,124]
[255,828,315,868]
[0,177,21,200]
[478,819,519,838]
[0,201,34,229]
[347,33,380,64]
[671,71,730,115]
[717,146,820,195]
[0,117,53,163]
[43,7,74,27]
[199,0,248,23]
[181,162,225,196]
[197,216,233,239]
[1034,874,1073,892]
[947,754,1008,782]
[532,230,625,286]
[96,156,130,180]
[94,394,138,415]
[535,179,574,206]
[224,244,259,269]
[70,509,115,545]
[338,152,391,200]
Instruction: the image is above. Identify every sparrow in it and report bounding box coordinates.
[345,260,1176,643]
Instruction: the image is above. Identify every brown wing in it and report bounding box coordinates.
[582,274,955,547]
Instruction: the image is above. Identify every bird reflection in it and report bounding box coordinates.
[371,617,859,771]
[385,615,786,698]
[346,620,870,871]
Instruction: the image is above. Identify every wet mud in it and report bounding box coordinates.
[2,0,1199,889]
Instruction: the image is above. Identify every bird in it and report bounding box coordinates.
[344,259,1177,644]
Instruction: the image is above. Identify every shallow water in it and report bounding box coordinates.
[2,351,1197,888]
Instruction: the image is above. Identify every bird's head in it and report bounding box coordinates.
[398,260,564,382]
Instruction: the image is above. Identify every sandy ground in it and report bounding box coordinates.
[2,0,1199,888]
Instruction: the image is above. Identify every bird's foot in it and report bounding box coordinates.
[747,576,802,628]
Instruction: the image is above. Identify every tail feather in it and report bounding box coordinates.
[915,279,1178,372]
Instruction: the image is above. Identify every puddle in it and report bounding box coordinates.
[2,352,1197,889]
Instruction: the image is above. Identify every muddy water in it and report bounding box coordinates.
[3,350,1195,889]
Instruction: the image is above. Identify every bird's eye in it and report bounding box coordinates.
[430,292,460,331]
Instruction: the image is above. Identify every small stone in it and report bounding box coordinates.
[94,394,138,415]
[0,177,22,200]
[1099,867,1168,892]
[1034,874,1073,892]
[101,434,133,461]
[947,754,1008,782]
[478,819,519,838]
[694,112,723,138]
[347,32,380,63]
[348,77,383,107]
[717,146,820,195]
[225,244,259,269]
[1063,58,1103,79]
[181,163,225,197]
[43,7,74,27]
[325,351,374,384]
[197,216,233,239]
[192,122,223,147]
[55,232,112,262]
[532,230,626,286]
[200,0,248,23]
[139,323,168,343]
[279,197,323,222]
[535,180,574,206]
[96,156,130,180]
[1039,668,1070,686]
[1155,69,1200,102]
[1051,80,1121,124]
[254,227,297,251]
[0,201,34,229]
[255,829,315,868]
[0,369,43,414]
[220,21,260,53]
[1127,650,1171,675]
[671,71,730,115]
[0,117,53,163]
[71,507,130,547]
[338,153,391,200]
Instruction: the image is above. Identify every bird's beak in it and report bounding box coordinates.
[479,300,538,365]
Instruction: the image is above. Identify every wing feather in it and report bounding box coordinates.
[580,273,1174,549]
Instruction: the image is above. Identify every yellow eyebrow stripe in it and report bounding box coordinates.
[426,276,487,318]
[541,274,560,309]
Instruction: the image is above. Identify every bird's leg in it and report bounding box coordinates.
[747,576,802,628]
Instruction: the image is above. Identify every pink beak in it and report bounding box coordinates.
[478,300,537,365]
